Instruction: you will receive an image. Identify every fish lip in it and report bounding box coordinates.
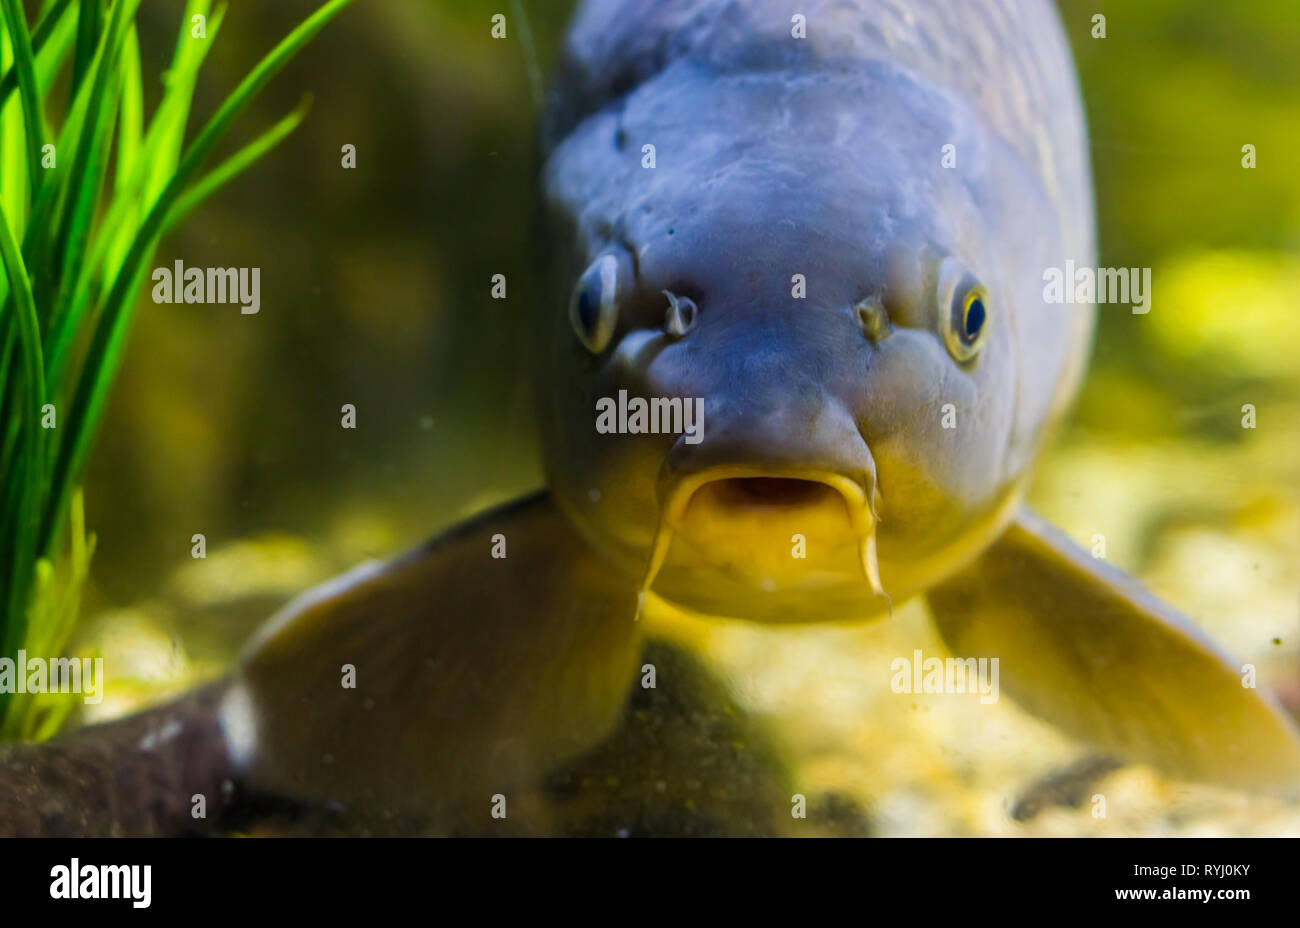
[632,432,887,611]
[657,464,874,536]
[655,430,880,534]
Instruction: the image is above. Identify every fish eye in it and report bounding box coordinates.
[568,253,622,353]
[938,261,991,362]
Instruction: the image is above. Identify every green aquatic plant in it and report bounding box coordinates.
[0,0,354,738]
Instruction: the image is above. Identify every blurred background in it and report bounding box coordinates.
[69,0,1300,835]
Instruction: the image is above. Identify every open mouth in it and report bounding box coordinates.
[671,470,871,534]
[700,476,844,511]
[631,466,889,618]
[676,474,861,554]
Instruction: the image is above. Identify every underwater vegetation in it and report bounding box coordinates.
[0,0,353,739]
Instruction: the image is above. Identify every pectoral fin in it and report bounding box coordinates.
[926,509,1300,790]
[228,492,644,823]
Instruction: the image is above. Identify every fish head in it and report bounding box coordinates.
[540,61,1093,622]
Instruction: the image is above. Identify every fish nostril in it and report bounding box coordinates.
[663,290,698,338]
[854,297,891,343]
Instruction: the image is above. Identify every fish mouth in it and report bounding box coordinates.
[700,476,846,510]
[634,464,887,617]
[666,467,874,535]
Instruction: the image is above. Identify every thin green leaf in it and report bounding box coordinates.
[42,0,356,558]
[44,2,225,389]
[116,26,141,193]
[141,1,219,209]
[44,71,119,338]
[1,30,28,235]
[113,1,222,261]
[0,0,74,111]
[18,2,101,310]
[0,0,46,198]
[47,0,140,324]
[70,0,103,97]
[0,199,46,660]
[163,96,312,236]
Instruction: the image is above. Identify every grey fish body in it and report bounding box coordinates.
[541,0,1094,620]
[220,0,1300,805]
